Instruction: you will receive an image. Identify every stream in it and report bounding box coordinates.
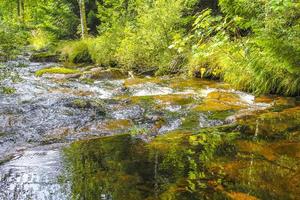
[0,57,299,200]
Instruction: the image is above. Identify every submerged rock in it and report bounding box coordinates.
[238,106,300,137]
[66,98,106,115]
[194,91,245,112]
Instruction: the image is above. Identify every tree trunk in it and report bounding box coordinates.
[78,0,88,39]
[17,0,24,22]
[17,0,20,17]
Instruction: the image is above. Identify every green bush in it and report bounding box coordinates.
[0,22,28,60]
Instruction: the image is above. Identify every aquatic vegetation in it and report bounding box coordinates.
[35,67,80,77]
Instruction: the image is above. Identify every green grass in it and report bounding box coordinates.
[35,67,80,77]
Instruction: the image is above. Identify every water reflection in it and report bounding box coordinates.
[63,134,206,200]
[62,128,300,200]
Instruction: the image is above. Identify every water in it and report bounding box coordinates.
[0,58,299,199]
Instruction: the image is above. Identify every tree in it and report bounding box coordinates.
[78,0,88,39]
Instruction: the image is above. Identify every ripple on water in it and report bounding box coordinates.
[0,145,70,200]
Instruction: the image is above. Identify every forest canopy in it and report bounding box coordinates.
[0,0,299,95]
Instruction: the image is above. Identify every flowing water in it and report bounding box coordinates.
[0,57,299,200]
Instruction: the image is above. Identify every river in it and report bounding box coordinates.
[0,56,299,200]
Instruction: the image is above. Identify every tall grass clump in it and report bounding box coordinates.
[60,39,93,64]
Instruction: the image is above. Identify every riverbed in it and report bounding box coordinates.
[0,57,299,200]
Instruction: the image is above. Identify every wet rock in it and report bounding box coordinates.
[43,73,81,80]
[110,105,144,120]
[102,119,134,131]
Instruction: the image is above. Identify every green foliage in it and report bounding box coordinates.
[116,0,187,73]
[0,0,78,54]
[179,1,300,96]
[0,22,28,60]
[29,29,55,50]
[35,67,80,76]
[26,0,78,40]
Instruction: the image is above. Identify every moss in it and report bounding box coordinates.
[35,67,80,77]
[154,94,194,105]
[0,86,16,94]
[59,40,93,64]
[208,110,235,120]
[72,99,88,108]
[181,112,199,130]
[148,130,192,153]
[124,77,162,87]
[80,78,95,84]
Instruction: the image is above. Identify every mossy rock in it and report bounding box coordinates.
[88,68,127,80]
[35,67,81,77]
[29,52,59,62]
[194,91,244,112]
[67,98,106,115]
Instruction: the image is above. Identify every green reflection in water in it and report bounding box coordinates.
[62,124,300,200]
[62,133,228,200]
